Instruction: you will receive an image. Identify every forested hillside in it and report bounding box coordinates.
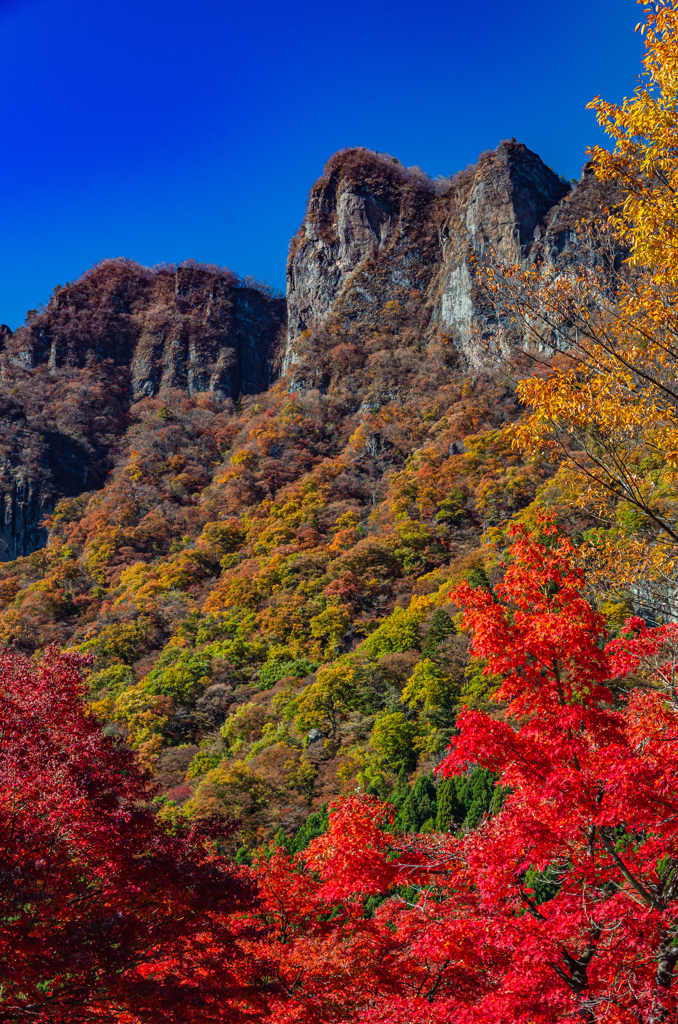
[0,138,602,843]
[0,293,548,842]
[6,2,678,1021]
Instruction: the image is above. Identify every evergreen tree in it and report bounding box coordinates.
[396,773,437,832]
[273,827,290,853]
[421,608,456,661]
[435,767,499,831]
[435,775,465,831]
[457,766,498,829]
[289,805,329,854]
[388,766,410,813]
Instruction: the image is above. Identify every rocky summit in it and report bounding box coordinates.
[0,141,612,561]
[285,142,615,371]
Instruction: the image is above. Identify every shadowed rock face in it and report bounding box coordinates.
[7,260,286,400]
[0,260,286,560]
[285,142,616,370]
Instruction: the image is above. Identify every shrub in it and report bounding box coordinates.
[258,657,317,691]
[362,604,426,658]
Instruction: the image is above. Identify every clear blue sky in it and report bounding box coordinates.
[0,0,642,328]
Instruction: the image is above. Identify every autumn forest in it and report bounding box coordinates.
[5,2,678,1022]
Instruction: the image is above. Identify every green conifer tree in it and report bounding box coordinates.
[454,766,498,829]
[389,766,411,813]
[421,608,456,662]
[273,828,290,853]
[435,767,500,831]
[397,773,437,832]
[435,775,465,831]
[289,805,329,854]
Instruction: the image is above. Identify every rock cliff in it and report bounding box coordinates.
[0,260,286,558]
[285,142,617,371]
[6,260,286,399]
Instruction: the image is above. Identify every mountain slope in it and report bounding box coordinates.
[0,142,615,843]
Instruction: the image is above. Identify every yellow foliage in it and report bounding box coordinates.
[184,760,270,819]
[230,449,258,469]
[598,596,634,629]
[126,450,144,483]
[283,753,317,796]
[113,683,172,747]
[116,551,208,606]
[402,657,457,711]
[588,2,678,282]
[459,657,502,709]
[309,604,351,656]
[505,2,678,590]
[328,510,361,552]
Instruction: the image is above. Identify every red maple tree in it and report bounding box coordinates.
[243,523,678,1023]
[7,525,678,1023]
[0,645,261,1023]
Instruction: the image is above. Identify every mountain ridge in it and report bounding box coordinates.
[0,141,616,563]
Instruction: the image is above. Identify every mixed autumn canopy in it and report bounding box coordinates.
[6,1,678,1022]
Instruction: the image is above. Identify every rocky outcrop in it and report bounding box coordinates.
[5,260,286,400]
[285,142,617,370]
[0,478,50,560]
[285,149,441,369]
[0,261,286,561]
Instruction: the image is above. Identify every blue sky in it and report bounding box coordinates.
[0,0,642,328]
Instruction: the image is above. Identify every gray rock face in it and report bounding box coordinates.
[0,478,49,560]
[285,142,616,370]
[286,149,440,369]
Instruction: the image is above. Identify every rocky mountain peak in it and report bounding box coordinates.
[0,142,618,561]
[285,148,438,360]
[284,141,605,371]
[5,259,286,400]
[459,140,571,257]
